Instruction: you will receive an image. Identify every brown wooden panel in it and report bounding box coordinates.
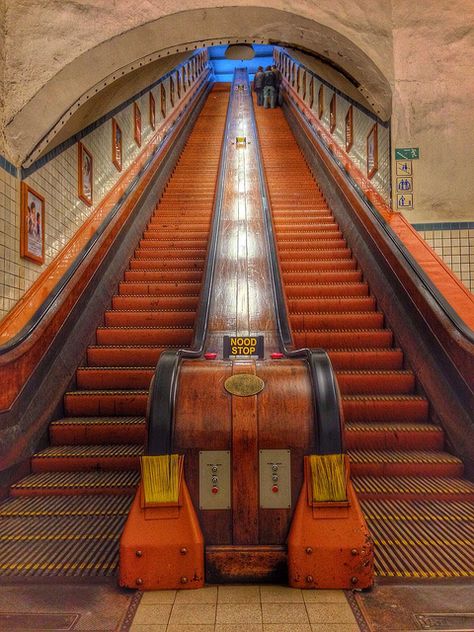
[206,545,287,583]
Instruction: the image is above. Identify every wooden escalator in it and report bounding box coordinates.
[254,102,474,579]
[0,87,229,580]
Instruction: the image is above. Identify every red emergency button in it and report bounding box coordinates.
[270,352,284,359]
[212,486,219,494]
[204,353,217,360]
[272,485,279,493]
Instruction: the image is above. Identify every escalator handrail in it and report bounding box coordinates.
[245,71,345,456]
[285,87,474,346]
[147,73,237,454]
[0,70,213,357]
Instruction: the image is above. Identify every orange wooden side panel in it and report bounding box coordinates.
[119,479,204,590]
[287,457,374,590]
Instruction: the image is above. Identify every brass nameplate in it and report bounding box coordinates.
[224,374,264,397]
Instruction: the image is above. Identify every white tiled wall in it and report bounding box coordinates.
[277,52,391,203]
[0,56,207,321]
[418,228,474,292]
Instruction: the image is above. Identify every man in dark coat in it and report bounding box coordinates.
[253,66,265,106]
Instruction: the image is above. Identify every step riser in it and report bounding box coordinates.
[286,284,368,298]
[287,298,376,312]
[284,272,362,284]
[134,249,207,259]
[346,430,444,450]
[124,270,203,282]
[95,329,192,346]
[64,394,148,416]
[87,348,165,367]
[290,314,383,330]
[293,330,393,348]
[76,369,153,390]
[337,374,415,394]
[112,296,198,310]
[10,487,136,498]
[328,351,404,371]
[118,282,200,296]
[50,425,145,446]
[104,312,195,327]
[351,462,463,478]
[343,400,429,423]
[281,261,357,272]
[356,491,474,502]
[31,457,140,473]
[129,260,204,271]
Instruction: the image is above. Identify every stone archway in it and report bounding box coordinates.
[3,4,393,167]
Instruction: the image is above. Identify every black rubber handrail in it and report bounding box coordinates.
[0,71,213,357]
[285,87,474,345]
[147,72,236,454]
[245,71,345,456]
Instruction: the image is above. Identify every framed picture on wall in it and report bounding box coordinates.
[176,70,181,99]
[112,118,122,171]
[330,94,336,133]
[77,142,93,206]
[318,85,324,119]
[134,103,142,147]
[309,77,314,109]
[182,66,187,92]
[170,75,175,107]
[345,105,353,152]
[160,84,166,118]
[149,92,156,130]
[367,123,378,179]
[20,183,45,265]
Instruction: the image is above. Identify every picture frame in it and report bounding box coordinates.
[160,83,166,118]
[170,75,175,107]
[176,70,181,99]
[318,85,324,119]
[330,93,336,133]
[20,182,45,265]
[112,118,122,172]
[367,123,379,179]
[77,142,93,206]
[309,77,314,109]
[345,105,354,152]
[134,102,142,147]
[149,92,156,130]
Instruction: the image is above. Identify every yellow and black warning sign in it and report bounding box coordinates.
[223,335,264,359]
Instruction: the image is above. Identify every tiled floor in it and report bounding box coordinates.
[130,585,361,631]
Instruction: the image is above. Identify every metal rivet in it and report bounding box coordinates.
[351,549,358,556]
[180,576,188,584]
[306,575,314,583]
[351,576,358,584]
[180,547,188,556]
[135,550,143,558]
[135,578,143,586]
[305,547,313,555]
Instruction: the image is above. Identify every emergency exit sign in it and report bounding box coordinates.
[395,147,420,160]
[223,335,264,359]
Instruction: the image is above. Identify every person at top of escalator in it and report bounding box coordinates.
[253,66,265,107]
[263,66,277,109]
[272,64,283,107]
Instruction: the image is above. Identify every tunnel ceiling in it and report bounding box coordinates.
[3,5,393,167]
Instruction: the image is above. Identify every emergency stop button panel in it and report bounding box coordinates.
[199,450,231,510]
[259,449,291,509]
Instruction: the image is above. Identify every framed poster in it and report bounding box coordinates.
[302,70,307,101]
[134,102,142,147]
[170,75,175,107]
[345,105,354,152]
[182,66,187,92]
[318,85,324,119]
[330,94,336,133]
[160,83,166,118]
[20,183,45,264]
[176,70,181,99]
[149,92,156,131]
[77,142,93,206]
[112,118,122,171]
[309,77,314,109]
[367,123,378,179]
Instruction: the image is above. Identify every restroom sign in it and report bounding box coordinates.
[223,335,264,359]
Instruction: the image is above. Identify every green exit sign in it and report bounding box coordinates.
[395,147,420,160]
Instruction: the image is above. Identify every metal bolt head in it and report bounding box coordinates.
[305,547,313,555]
[306,575,314,583]
[351,576,358,584]
[351,548,358,556]
[180,547,188,556]
[135,550,143,558]
[180,576,188,584]
[135,578,143,586]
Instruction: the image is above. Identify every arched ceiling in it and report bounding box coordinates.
[2,4,393,167]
